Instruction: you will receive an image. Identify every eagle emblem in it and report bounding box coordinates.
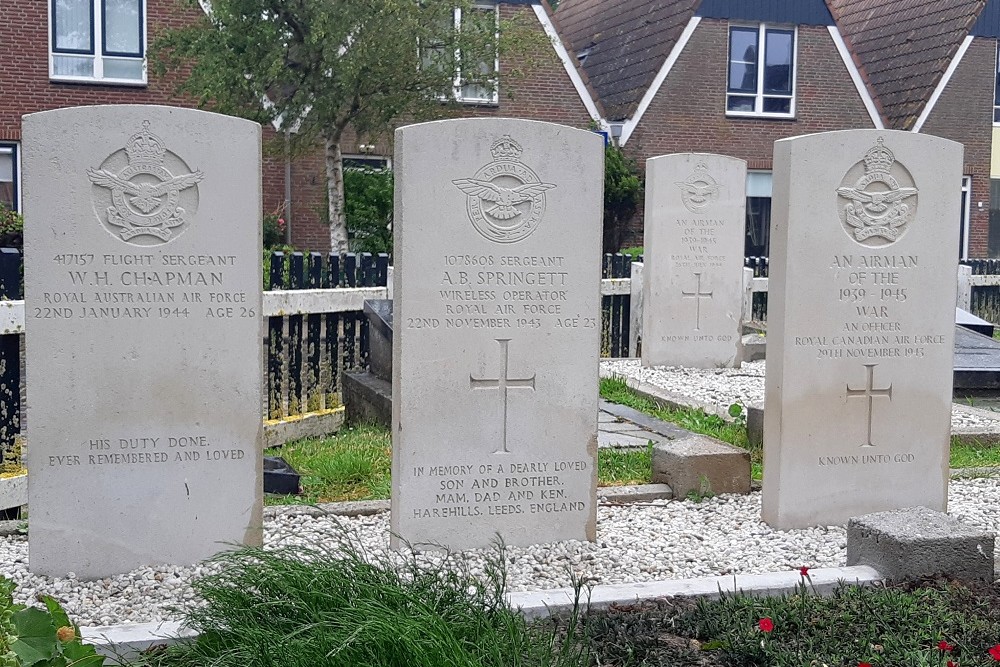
[453,136,556,244]
[836,137,918,246]
[88,121,203,245]
[676,162,719,213]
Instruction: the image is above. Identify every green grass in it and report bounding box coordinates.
[951,437,1000,470]
[266,421,652,505]
[138,541,590,667]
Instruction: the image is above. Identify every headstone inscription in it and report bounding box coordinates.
[762,130,961,529]
[641,154,746,368]
[24,105,263,578]
[391,119,603,550]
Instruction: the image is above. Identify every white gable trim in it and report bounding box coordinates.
[827,26,884,130]
[531,4,608,131]
[620,16,700,146]
[913,35,974,133]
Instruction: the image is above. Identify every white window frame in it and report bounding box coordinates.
[726,23,797,119]
[48,0,148,85]
[0,144,20,213]
[453,2,499,105]
[994,42,1000,125]
[960,176,972,260]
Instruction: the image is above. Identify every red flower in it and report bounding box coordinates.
[799,566,810,577]
[758,617,774,633]
[947,661,957,667]
[859,663,872,667]
[989,644,1000,660]
[939,640,954,652]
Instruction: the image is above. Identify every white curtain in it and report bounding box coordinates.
[54,0,92,51]
[104,0,141,55]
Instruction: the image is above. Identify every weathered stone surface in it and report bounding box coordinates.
[641,154,746,368]
[763,130,961,529]
[391,119,602,550]
[651,434,751,498]
[364,299,393,382]
[847,506,995,583]
[24,105,263,578]
[343,371,392,429]
[746,402,764,447]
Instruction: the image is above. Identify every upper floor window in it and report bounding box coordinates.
[994,42,1000,123]
[50,0,146,84]
[727,24,795,118]
[0,145,18,213]
[421,3,498,104]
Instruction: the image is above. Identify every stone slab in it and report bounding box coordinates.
[363,299,393,382]
[24,105,263,578]
[598,430,657,450]
[343,371,392,429]
[641,154,746,368]
[652,434,751,498]
[598,399,695,440]
[391,119,602,550]
[846,506,995,583]
[763,130,962,529]
[263,408,344,449]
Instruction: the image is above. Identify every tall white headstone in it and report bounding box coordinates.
[391,119,603,550]
[24,105,263,577]
[763,129,961,529]
[641,154,746,368]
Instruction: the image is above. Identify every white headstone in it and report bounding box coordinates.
[763,129,961,529]
[24,105,263,578]
[391,119,602,550]
[641,154,746,368]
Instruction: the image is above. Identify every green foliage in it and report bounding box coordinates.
[344,168,393,254]
[619,246,644,260]
[263,212,287,250]
[139,541,589,667]
[603,146,642,253]
[598,443,652,487]
[0,204,22,250]
[0,576,101,667]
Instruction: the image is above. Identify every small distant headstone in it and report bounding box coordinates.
[641,154,746,368]
[391,119,603,550]
[763,130,961,529]
[24,105,263,578]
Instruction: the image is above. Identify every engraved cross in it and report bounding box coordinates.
[470,339,536,454]
[681,272,713,331]
[846,363,893,448]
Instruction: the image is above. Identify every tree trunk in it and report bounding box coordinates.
[325,134,349,254]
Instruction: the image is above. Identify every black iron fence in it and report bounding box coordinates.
[964,259,1000,325]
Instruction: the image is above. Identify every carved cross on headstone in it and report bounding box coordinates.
[681,272,713,331]
[846,363,893,448]
[470,338,536,454]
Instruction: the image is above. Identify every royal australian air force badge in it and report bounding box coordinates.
[836,137,918,247]
[88,121,204,246]
[452,135,556,244]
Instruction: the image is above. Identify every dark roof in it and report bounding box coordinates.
[696,0,834,25]
[826,0,985,129]
[555,0,700,121]
[970,0,1000,36]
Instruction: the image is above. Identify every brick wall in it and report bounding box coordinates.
[920,37,995,259]
[624,19,877,243]
[286,3,597,251]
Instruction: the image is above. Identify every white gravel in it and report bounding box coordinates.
[601,358,1000,433]
[3,478,999,627]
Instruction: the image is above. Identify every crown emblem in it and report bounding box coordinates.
[490,135,523,162]
[125,121,166,165]
[863,137,895,174]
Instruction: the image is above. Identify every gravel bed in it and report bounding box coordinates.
[601,359,1000,432]
[3,479,999,627]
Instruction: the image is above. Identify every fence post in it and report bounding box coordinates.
[386,266,394,300]
[628,262,643,357]
[957,264,972,312]
[742,267,754,326]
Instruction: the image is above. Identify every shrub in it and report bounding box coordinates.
[345,168,393,255]
[0,204,23,249]
[603,146,642,254]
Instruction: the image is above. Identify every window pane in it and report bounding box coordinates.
[763,96,791,114]
[103,57,143,80]
[727,95,756,112]
[763,30,793,94]
[52,54,95,77]
[745,196,771,257]
[0,150,13,211]
[995,107,1000,123]
[459,6,497,100]
[104,0,141,55]
[995,46,1000,108]
[989,179,1000,257]
[54,0,93,52]
[728,28,758,92]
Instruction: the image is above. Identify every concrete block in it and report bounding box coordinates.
[741,334,766,362]
[652,434,750,498]
[747,402,764,447]
[342,372,392,429]
[847,506,995,583]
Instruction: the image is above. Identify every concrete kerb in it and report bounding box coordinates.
[79,566,885,659]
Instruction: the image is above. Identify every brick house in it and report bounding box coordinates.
[555,0,994,258]
[0,0,603,253]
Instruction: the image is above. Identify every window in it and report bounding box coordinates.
[422,3,498,104]
[342,155,391,171]
[727,24,795,117]
[745,171,772,257]
[0,145,18,213]
[994,42,1000,123]
[50,0,145,84]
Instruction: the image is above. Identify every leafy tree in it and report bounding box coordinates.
[603,145,643,253]
[155,0,541,253]
[344,168,394,254]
